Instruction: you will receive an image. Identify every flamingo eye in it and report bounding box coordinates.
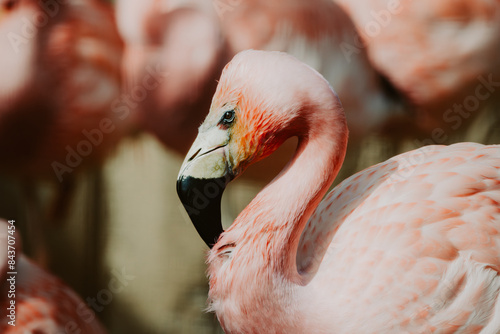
[220,110,235,127]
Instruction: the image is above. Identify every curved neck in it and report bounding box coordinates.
[233,99,348,285]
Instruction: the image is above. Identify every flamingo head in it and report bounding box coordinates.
[177,49,338,247]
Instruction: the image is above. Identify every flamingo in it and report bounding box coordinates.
[0,0,124,180]
[0,0,124,261]
[0,0,124,220]
[115,0,225,154]
[177,50,500,333]
[0,219,107,332]
[333,0,500,135]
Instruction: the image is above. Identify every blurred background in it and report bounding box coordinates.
[0,0,498,332]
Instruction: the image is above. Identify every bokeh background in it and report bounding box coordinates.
[0,0,499,332]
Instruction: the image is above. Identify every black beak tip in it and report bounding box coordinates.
[176,175,229,248]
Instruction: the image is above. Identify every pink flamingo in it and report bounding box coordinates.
[0,219,106,332]
[0,0,124,179]
[334,0,500,134]
[115,0,225,154]
[0,0,124,274]
[177,50,500,333]
[0,0,124,223]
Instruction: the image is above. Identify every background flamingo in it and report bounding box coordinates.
[334,0,500,138]
[0,219,107,332]
[177,50,500,333]
[0,0,124,327]
[0,0,124,228]
[0,0,124,179]
[116,0,225,154]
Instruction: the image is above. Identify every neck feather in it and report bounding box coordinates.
[232,99,348,285]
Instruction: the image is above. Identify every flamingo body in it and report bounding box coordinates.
[0,256,107,333]
[0,0,123,179]
[212,143,500,333]
[0,220,106,332]
[334,0,500,131]
[177,50,500,333]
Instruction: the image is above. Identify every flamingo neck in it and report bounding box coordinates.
[233,102,348,285]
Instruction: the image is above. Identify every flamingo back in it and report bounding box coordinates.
[300,143,500,332]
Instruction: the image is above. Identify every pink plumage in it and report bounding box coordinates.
[0,0,124,179]
[334,0,500,132]
[115,0,224,154]
[177,50,500,333]
[0,220,106,332]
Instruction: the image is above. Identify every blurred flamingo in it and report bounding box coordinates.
[0,0,123,267]
[0,219,107,332]
[177,50,500,333]
[115,0,226,154]
[334,0,500,136]
[0,0,124,180]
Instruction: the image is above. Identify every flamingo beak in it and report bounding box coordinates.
[177,134,234,248]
